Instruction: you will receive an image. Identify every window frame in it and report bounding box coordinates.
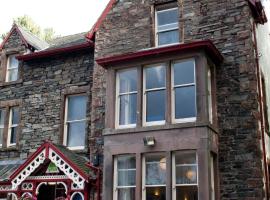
[155,6,179,47]
[63,94,87,150]
[115,68,138,129]
[171,58,197,124]
[5,54,19,83]
[0,109,5,148]
[113,155,136,200]
[143,63,167,126]
[142,153,167,200]
[172,151,199,200]
[7,107,19,147]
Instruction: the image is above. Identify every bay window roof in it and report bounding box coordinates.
[96,40,223,68]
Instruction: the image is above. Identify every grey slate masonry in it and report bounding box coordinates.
[92,0,265,199]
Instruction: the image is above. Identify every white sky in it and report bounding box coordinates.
[0,0,110,37]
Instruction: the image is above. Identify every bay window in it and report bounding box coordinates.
[143,64,166,126]
[156,6,179,46]
[143,153,166,200]
[64,95,87,150]
[172,59,196,123]
[172,151,198,200]
[116,69,138,128]
[114,155,136,200]
[6,55,19,82]
[7,107,19,147]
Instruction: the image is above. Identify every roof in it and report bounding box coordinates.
[48,32,88,50]
[0,159,25,182]
[16,25,49,50]
[96,40,224,68]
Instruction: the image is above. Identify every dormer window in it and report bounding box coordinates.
[156,5,179,46]
[6,55,19,82]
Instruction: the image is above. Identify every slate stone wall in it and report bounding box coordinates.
[93,0,265,199]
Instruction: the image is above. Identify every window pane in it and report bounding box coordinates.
[146,187,166,200]
[72,193,83,200]
[118,170,136,186]
[119,94,137,125]
[119,69,137,93]
[176,186,198,200]
[0,109,5,125]
[158,30,179,46]
[176,166,197,184]
[175,152,196,165]
[118,188,135,200]
[175,86,196,119]
[145,65,166,89]
[11,107,19,125]
[157,9,178,26]
[118,155,136,169]
[67,96,87,121]
[0,129,3,145]
[146,155,166,185]
[173,60,195,85]
[8,69,18,82]
[10,127,17,144]
[146,90,165,122]
[67,121,86,147]
[8,56,19,69]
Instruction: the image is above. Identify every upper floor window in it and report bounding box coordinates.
[113,155,136,200]
[116,69,138,129]
[172,60,196,123]
[0,109,5,147]
[143,64,166,126]
[7,107,19,147]
[156,6,179,46]
[64,95,87,150]
[6,55,19,82]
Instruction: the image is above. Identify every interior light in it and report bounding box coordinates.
[186,169,196,181]
[184,195,188,200]
[154,189,160,196]
[143,136,155,146]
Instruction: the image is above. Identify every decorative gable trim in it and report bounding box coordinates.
[0,24,29,50]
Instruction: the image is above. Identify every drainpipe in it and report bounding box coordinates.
[86,163,102,200]
[252,21,269,199]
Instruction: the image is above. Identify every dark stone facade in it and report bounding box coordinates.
[93,0,265,199]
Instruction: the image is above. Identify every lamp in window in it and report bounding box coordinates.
[186,169,196,182]
[159,157,166,170]
[143,136,155,146]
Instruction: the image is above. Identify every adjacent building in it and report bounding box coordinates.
[1,0,270,199]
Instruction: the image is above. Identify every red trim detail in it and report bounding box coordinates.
[96,40,224,68]
[9,142,90,182]
[0,24,29,50]
[17,42,94,61]
[248,0,267,24]
[86,0,117,40]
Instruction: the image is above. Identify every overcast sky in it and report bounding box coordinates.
[0,0,110,37]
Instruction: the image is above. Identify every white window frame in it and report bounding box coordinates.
[6,55,19,82]
[0,109,4,148]
[70,192,84,200]
[142,154,166,200]
[171,59,197,124]
[143,64,166,126]
[210,155,215,200]
[7,107,18,147]
[172,152,198,200]
[208,66,213,124]
[113,155,136,200]
[115,68,138,129]
[63,94,87,150]
[155,7,179,47]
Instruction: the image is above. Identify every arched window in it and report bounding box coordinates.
[7,193,18,200]
[21,192,32,199]
[71,192,84,200]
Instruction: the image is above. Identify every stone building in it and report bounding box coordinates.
[0,24,98,200]
[1,0,270,199]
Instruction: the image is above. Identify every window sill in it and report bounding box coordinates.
[0,146,18,152]
[104,121,219,136]
[0,79,23,87]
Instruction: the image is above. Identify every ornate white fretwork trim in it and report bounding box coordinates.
[49,149,85,189]
[21,182,33,191]
[0,185,13,192]
[26,175,69,180]
[12,150,46,189]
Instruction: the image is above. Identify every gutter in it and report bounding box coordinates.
[17,41,94,61]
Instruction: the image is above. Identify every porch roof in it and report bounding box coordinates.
[0,159,25,182]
